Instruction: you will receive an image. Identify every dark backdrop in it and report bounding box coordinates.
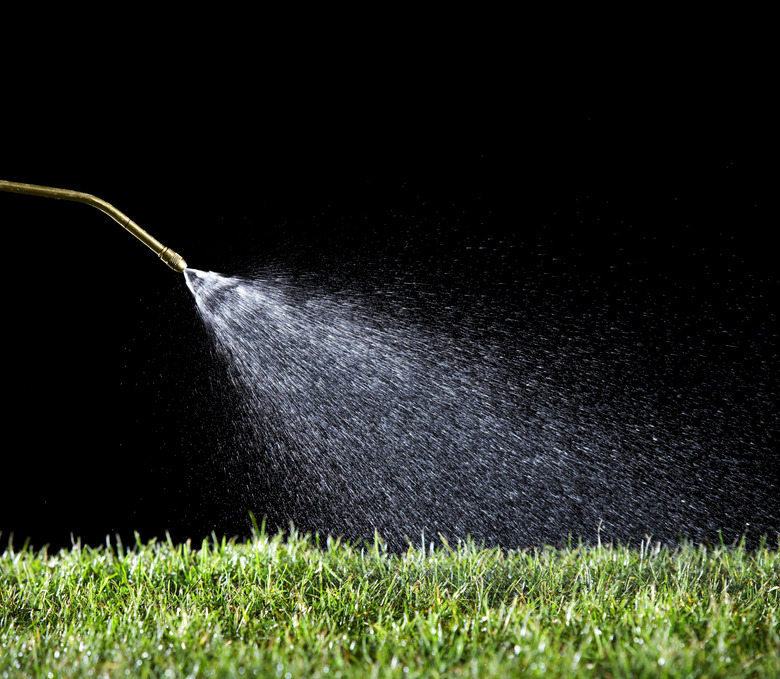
[1,101,775,551]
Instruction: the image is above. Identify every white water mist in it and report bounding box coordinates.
[185,267,777,550]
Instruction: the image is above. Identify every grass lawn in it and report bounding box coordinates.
[2,526,778,678]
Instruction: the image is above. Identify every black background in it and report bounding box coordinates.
[1,80,776,551]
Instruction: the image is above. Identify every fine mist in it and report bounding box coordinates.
[184,264,778,552]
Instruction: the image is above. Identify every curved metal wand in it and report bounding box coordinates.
[0,179,188,272]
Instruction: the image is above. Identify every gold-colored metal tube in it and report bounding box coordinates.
[0,179,188,272]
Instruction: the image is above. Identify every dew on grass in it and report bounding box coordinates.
[184,253,777,551]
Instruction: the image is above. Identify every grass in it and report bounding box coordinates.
[1,526,778,678]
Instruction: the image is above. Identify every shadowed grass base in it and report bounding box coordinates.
[2,528,778,678]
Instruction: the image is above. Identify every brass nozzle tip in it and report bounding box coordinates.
[159,247,188,272]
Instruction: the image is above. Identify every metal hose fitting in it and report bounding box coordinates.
[0,179,188,272]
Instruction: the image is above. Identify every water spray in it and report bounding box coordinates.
[0,179,188,272]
